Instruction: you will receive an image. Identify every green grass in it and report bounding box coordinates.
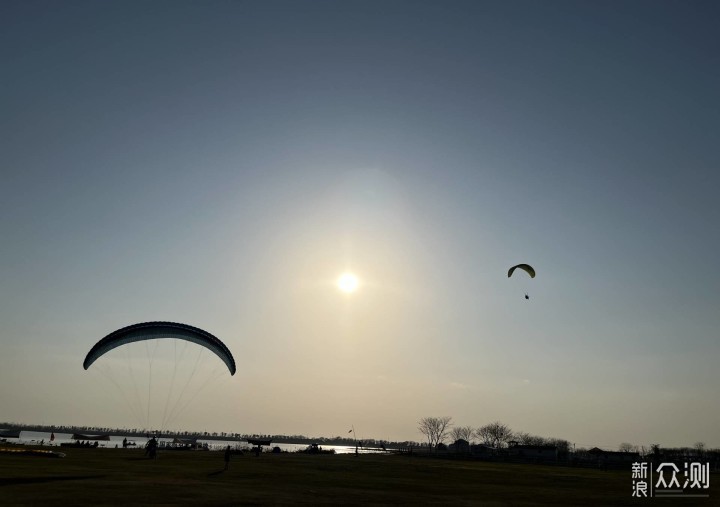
[0,447,715,506]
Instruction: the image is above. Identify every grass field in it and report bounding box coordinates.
[1,447,716,506]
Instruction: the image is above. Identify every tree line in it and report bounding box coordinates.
[419,416,576,454]
[417,416,720,459]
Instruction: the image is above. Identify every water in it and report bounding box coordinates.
[3,431,385,454]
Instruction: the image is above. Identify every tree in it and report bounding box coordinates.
[546,438,571,454]
[649,443,661,460]
[618,442,636,453]
[476,422,512,450]
[475,425,493,446]
[418,416,452,451]
[513,431,546,446]
[449,426,474,444]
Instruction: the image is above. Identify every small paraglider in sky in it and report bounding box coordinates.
[508,264,535,279]
[508,264,535,300]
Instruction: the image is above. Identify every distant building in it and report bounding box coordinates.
[588,447,640,466]
[470,444,495,456]
[507,442,558,462]
[449,439,471,453]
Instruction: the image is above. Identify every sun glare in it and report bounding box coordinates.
[337,273,360,294]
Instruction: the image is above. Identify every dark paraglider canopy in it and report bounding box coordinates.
[508,264,535,300]
[507,264,535,278]
[83,321,236,375]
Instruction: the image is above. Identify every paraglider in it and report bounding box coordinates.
[508,264,535,300]
[507,264,535,279]
[83,322,236,431]
[83,321,236,375]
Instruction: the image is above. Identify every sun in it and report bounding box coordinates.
[337,272,360,293]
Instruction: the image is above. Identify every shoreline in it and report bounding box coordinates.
[0,422,404,449]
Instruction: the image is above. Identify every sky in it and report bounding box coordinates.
[1,0,719,450]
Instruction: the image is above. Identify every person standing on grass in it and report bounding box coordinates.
[146,437,158,459]
[224,446,231,470]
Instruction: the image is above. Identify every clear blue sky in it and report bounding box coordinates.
[1,0,718,449]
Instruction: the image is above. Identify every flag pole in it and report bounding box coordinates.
[351,425,358,456]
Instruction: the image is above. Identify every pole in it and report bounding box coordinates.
[352,425,358,456]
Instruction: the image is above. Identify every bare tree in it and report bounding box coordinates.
[476,422,513,449]
[619,442,636,453]
[449,425,474,444]
[694,442,706,457]
[546,438,571,454]
[418,416,452,451]
[512,431,531,445]
[650,444,661,458]
[513,431,547,446]
[475,425,494,446]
